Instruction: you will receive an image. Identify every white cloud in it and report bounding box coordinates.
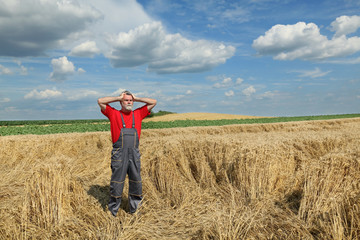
[330,15,360,37]
[14,60,28,75]
[252,16,360,61]
[106,21,235,74]
[0,64,12,75]
[0,62,29,75]
[20,65,28,75]
[0,0,102,57]
[223,77,232,84]
[69,41,100,57]
[212,76,246,89]
[186,90,193,95]
[236,78,244,85]
[296,67,332,78]
[225,90,234,97]
[242,86,256,97]
[78,68,86,74]
[214,77,233,88]
[50,56,78,82]
[0,98,10,103]
[24,89,62,100]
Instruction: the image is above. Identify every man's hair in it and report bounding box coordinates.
[121,90,132,96]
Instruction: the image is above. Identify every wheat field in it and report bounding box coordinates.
[0,117,359,239]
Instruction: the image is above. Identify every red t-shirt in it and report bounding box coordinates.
[101,104,150,143]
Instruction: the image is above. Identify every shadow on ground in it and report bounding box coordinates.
[88,185,129,213]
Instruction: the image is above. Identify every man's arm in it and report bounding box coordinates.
[97,96,122,111]
[133,95,157,112]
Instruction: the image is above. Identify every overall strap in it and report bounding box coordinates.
[132,111,135,128]
[120,112,126,128]
[120,111,135,128]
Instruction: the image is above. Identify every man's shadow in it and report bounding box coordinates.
[87,185,129,212]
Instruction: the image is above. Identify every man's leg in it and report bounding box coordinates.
[108,149,128,216]
[128,149,143,213]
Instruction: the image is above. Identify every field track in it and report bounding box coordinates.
[1,117,359,239]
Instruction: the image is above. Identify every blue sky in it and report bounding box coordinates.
[0,0,359,120]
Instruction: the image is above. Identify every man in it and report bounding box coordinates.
[98,90,157,216]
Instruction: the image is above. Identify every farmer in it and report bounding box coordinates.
[98,90,157,216]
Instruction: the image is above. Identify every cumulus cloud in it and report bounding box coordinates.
[214,77,233,88]
[14,60,29,75]
[78,68,86,74]
[225,90,234,97]
[19,65,28,75]
[242,86,256,97]
[236,78,244,85]
[0,64,12,75]
[69,41,100,57]
[50,56,82,81]
[252,16,360,61]
[330,15,360,37]
[106,22,235,74]
[212,76,245,89]
[0,0,102,57]
[24,89,62,100]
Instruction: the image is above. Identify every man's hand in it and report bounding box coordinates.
[132,95,157,111]
[119,92,126,102]
[132,94,138,102]
[97,96,122,111]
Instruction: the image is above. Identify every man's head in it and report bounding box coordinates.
[120,90,134,112]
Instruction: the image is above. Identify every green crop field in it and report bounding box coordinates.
[0,113,359,136]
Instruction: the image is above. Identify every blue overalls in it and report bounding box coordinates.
[108,112,142,216]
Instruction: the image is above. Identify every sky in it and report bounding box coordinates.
[0,0,359,120]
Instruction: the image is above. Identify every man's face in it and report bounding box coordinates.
[121,94,133,111]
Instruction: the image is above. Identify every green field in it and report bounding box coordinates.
[0,113,359,136]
